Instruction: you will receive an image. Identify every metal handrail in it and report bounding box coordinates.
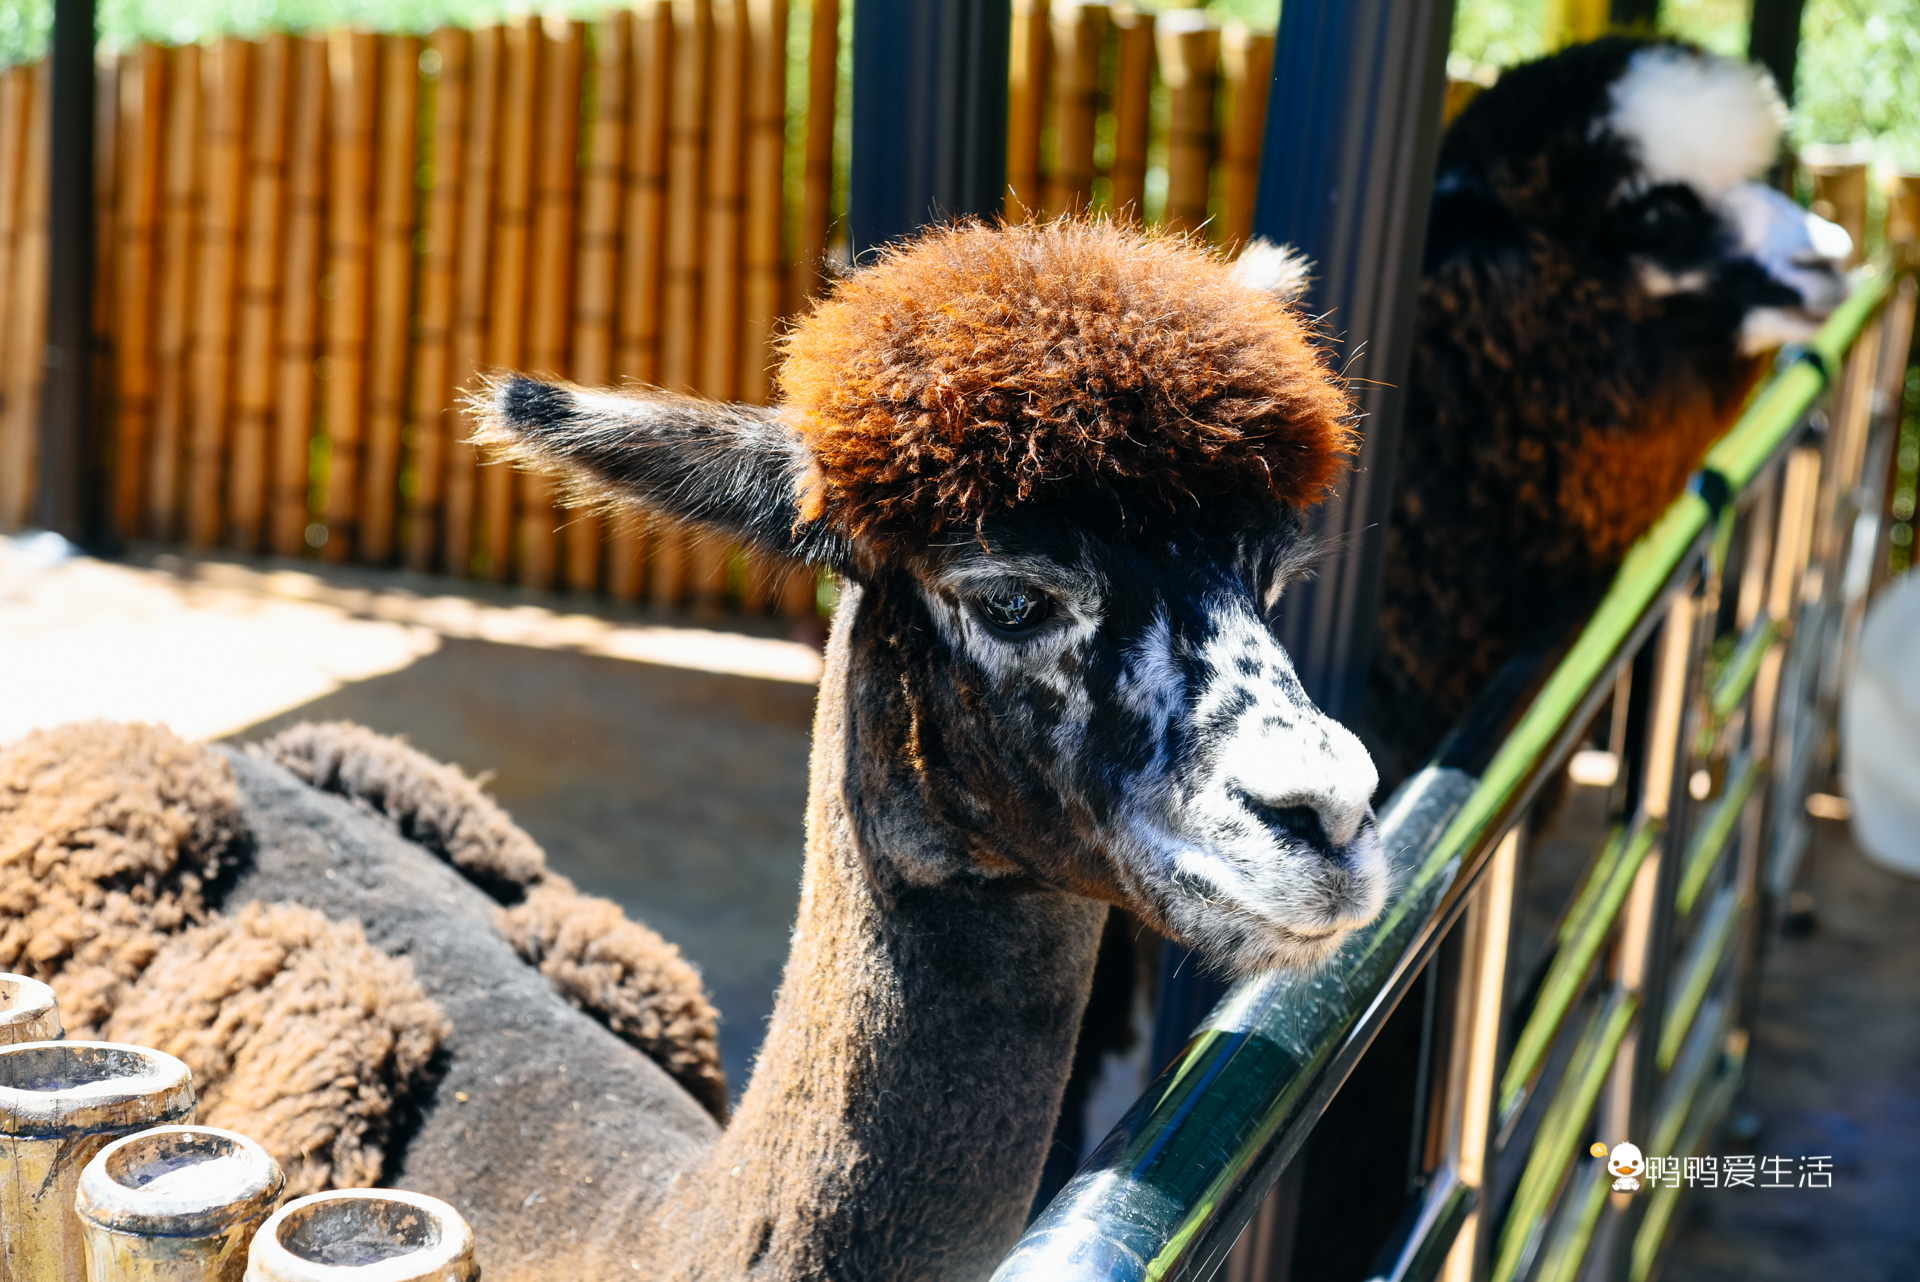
[991,266,1894,1282]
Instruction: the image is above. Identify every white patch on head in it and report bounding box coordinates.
[1607,47,1786,201]
[1231,239,1313,306]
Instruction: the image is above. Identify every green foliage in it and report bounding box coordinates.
[1795,0,1920,164]
[1451,0,1549,68]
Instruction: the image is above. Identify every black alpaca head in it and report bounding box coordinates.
[1432,36,1849,362]
[481,222,1387,973]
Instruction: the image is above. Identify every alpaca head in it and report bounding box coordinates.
[479,221,1385,973]
[1432,36,1850,360]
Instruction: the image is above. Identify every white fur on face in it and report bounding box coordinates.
[1231,239,1314,306]
[1717,181,1853,347]
[1607,47,1787,202]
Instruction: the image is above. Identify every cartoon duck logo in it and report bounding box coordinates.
[1607,1141,1645,1192]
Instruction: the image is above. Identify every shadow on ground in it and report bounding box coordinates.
[227,637,817,1103]
[1664,817,1920,1281]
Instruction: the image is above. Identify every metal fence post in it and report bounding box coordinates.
[846,0,1009,259]
[1748,0,1807,104]
[33,0,99,545]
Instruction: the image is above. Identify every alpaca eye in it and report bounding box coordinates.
[976,586,1054,636]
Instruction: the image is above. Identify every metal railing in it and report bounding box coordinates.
[995,263,1915,1282]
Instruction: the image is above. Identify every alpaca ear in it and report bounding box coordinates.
[1232,239,1313,305]
[474,377,845,564]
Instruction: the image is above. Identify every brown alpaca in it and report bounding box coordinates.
[5,221,1382,1280]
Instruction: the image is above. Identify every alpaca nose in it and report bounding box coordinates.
[1232,715,1378,855]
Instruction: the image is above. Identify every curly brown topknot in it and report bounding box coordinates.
[778,219,1357,543]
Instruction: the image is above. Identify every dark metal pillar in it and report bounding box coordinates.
[846,0,1009,258]
[1749,0,1807,103]
[33,0,99,544]
[1611,0,1662,29]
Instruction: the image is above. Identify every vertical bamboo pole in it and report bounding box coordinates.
[92,53,121,523]
[110,48,163,539]
[791,0,837,312]
[1108,8,1153,224]
[0,66,35,530]
[245,1192,476,1282]
[147,43,201,539]
[1219,22,1271,253]
[482,16,537,582]
[655,0,711,608]
[608,1,672,601]
[406,27,468,573]
[227,34,290,551]
[738,0,785,405]
[520,17,582,591]
[319,31,378,562]
[185,37,251,548]
[358,34,420,564]
[1043,2,1106,219]
[77,1127,283,1282]
[270,37,327,557]
[443,25,500,578]
[567,11,631,594]
[0,1043,196,1282]
[1006,0,1049,219]
[0,61,50,531]
[0,975,61,1047]
[1156,12,1218,237]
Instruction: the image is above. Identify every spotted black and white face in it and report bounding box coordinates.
[844,505,1385,974]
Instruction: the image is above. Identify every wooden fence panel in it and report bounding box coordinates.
[227,33,290,550]
[481,16,537,581]
[0,61,48,529]
[270,35,326,556]
[1044,1,1106,218]
[1158,13,1219,237]
[1220,22,1272,252]
[739,0,785,406]
[407,26,469,573]
[1109,8,1153,223]
[359,34,420,564]
[0,64,37,529]
[793,0,836,313]
[444,24,502,577]
[147,42,200,538]
[185,37,250,547]
[521,17,583,591]
[320,30,376,561]
[110,48,164,539]
[92,54,119,514]
[1006,0,1048,219]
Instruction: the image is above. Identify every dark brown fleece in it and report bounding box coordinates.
[258,720,728,1118]
[779,219,1357,545]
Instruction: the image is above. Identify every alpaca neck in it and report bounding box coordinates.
[658,587,1106,1281]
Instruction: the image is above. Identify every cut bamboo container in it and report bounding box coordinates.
[0,61,49,532]
[243,1191,475,1282]
[481,16,538,583]
[147,43,201,540]
[566,11,632,594]
[225,34,290,551]
[0,976,60,1047]
[655,0,712,608]
[269,37,328,558]
[319,30,379,562]
[608,0,673,601]
[110,47,165,540]
[185,38,252,548]
[1156,11,1218,237]
[520,17,584,592]
[77,1127,284,1282]
[0,1042,196,1282]
[406,27,470,573]
[1108,7,1153,224]
[739,0,786,407]
[791,0,837,312]
[1006,0,1049,219]
[358,34,421,565]
[1801,143,1871,268]
[444,24,502,577]
[1218,22,1272,252]
[1043,2,1107,219]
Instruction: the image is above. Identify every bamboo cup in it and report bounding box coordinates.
[0,1042,196,1282]
[76,1127,284,1282]
[244,1192,475,1282]
[0,976,61,1047]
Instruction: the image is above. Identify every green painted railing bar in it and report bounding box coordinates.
[1709,618,1779,719]
[1676,754,1764,916]
[1631,1047,1747,1282]
[1501,818,1660,1119]
[1650,996,1729,1159]
[1556,823,1629,951]
[1492,989,1639,1282]
[1657,890,1745,1071]
[1701,267,1889,492]
[1533,1160,1610,1282]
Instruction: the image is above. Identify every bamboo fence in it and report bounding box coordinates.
[1,4,1322,614]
